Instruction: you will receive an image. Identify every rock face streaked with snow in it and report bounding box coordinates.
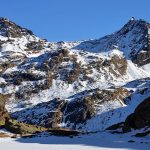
[0,17,150,132]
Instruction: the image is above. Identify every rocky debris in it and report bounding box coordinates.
[103,55,127,76]
[15,80,52,100]
[67,61,81,84]
[42,48,69,72]
[0,62,17,74]
[26,41,45,51]
[0,96,81,136]
[0,93,47,135]
[123,96,150,132]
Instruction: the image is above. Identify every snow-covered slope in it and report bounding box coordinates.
[0,17,150,132]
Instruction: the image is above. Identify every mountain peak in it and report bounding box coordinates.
[125,18,150,29]
[0,17,33,38]
[130,17,136,21]
[0,17,9,22]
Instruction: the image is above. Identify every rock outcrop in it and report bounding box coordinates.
[123,96,150,132]
[0,94,10,125]
[11,88,130,130]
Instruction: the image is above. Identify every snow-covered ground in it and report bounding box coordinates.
[0,131,149,150]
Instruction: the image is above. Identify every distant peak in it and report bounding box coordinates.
[0,17,9,21]
[120,18,150,33]
[0,17,11,24]
[0,17,33,38]
[130,17,136,21]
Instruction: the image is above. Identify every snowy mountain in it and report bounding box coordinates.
[0,17,150,134]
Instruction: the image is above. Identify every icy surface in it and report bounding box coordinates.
[0,131,149,150]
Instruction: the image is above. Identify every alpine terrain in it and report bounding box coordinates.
[0,17,150,143]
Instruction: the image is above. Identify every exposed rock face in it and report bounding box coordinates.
[102,55,127,76]
[123,96,150,132]
[12,88,130,130]
[64,88,130,129]
[132,49,150,66]
[75,19,150,66]
[11,98,67,128]
[0,94,10,125]
[64,95,95,125]
[0,17,33,38]
[5,118,47,134]
[131,20,150,66]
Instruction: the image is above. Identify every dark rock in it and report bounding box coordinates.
[106,122,124,130]
[123,96,150,132]
[48,128,81,136]
[12,99,67,128]
[12,88,130,130]
[64,96,95,125]
[0,17,33,38]
[122,113,135,132]
[64,88,130,128]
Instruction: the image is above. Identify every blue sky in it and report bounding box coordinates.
[1,0,150,41]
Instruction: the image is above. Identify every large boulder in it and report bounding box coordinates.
[123,96,150,132]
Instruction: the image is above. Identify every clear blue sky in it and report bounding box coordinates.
[0,0,150,41]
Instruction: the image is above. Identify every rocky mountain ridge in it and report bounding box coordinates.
[0,17,150,135]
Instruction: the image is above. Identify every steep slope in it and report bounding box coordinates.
[74,18,150,66]
[11,79,150,131]
[0,17,149,132]
[107,94,150,138]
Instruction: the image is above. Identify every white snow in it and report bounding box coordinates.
[126,60,150,80]
[0,77,6,83]
[0,131,149,150]
[142,63,150,74]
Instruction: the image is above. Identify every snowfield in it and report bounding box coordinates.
[0,131,149,150]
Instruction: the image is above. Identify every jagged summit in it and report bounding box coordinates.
[74,18,150,66]
[0,17,33,38]
[130,17,136,21]
[119,17,150,34]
